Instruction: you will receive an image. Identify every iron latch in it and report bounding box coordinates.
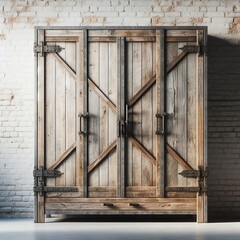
[33,168,62,179]
[179,169,208,178]
[179,45,207,56]
[34,41,64,57]
[33,186,78,194]
[166,186,207,193]
[33,166,78,195]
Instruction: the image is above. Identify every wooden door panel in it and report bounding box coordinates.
[126,41,157,195]
[165,31,201,200]
[88,41,118,197]
[45,42,78,190]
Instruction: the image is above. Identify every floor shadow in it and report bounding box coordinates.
[45,214,196,223]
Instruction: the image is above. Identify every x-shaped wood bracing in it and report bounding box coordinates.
[49,50,192,173]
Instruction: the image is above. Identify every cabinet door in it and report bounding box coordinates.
[87,38,118,198]
[36,29,84,222]
[125,34,162,198]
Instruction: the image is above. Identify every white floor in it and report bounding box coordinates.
[0,218,240,240]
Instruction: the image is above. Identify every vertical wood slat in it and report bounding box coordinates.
[141,42,153,186]
[76,32,84,197]
[117,37,126,197]
[88,42,100,187]
[196,29,207,223]
[99,43,109,187]
[37,29,45,223]
[34,28,38,223]
[83,29,88,197]
[65,42,76,186]
[156,29,165,198]
[108,42,118,187]
[55,42,66,187]
[132,43,142,187]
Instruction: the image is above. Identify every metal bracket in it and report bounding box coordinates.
[167,167,208,196]
[178,169,208,178]
[33,186,78,194]
[156,112,167,135]
[179,45,207,56]
[166,186,207,193]
[33,166,78,196]
[34,41,64,57]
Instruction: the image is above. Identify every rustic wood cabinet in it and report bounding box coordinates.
[34,27,207,223]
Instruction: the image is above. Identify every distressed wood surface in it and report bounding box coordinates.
[38,28,206,220]
[37,29,45,223]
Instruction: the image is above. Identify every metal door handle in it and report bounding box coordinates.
[117,121,121,137]
[156,113,167,135]
[129,203,140,207]
[103,203,114,207]
[78,113,88,135]
[125,104,128,137]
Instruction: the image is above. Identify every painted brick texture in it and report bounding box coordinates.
[0,0,240,220]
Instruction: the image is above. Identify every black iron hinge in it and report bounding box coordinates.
[179,44,207,56]
[34,41,64,57]
[166,167,208,196]
[33,186,78,194]
[178,168,208,178]
[33,166,78,196]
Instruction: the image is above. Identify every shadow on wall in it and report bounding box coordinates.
[208,36,240,221]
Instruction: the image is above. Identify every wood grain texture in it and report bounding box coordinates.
[166,144,193,171]
[48,143,76,171]
[88,42,100,187]
[88,140,117,173]
[37,29,45,223]
[65,42,76,187]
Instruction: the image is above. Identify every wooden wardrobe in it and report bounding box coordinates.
[34,27,208,223]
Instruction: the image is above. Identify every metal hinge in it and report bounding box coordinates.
[33,186,78,194]
[178,168,208,178]
[33,166,78,196]
[34,41,64,57]
[179,44,207,56]
[166,186,207,193]
[166,167,208,196]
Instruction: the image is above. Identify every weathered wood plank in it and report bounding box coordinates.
[166,41,179,187]
[167,51,188,74]
[45,52,56,190]
[127,42,133,187]
[45,36,80,42]
[65,42,76,186]
[156,29,165,197]
[108,42,117,188]
[76,31,84,196]
[130,136,156,166]
[88,36,196,43]
[46,197,196,203]
[88,77,116,112]
[52,53,76,79]
[55,42,66,188]
[132,42,142,187]
[128,75,156,108]
[166,144,193,171]
[37,29,45,223]
[141,41,153,187]
[89,30,156,37]
[88,140,117,173]
[88,42,100,187]
[48,143,76,171]
[45,202,196,211]
[196,29,207,223]
[99,42,109,187]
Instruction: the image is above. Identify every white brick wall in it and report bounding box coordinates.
[0,0,240,220]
